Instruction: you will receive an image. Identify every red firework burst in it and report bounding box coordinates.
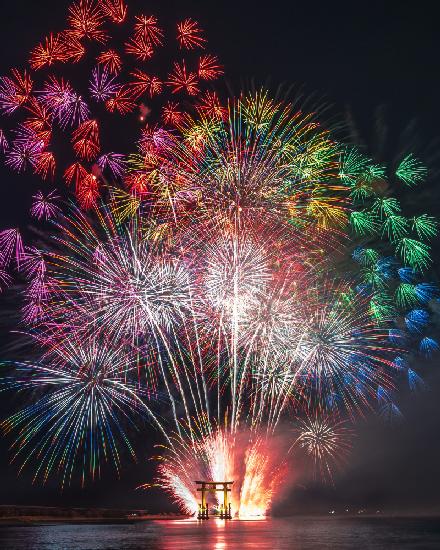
[177,18,206,50]
[101,0,127,24]
[167,61,200,96]
[96,49,123,74]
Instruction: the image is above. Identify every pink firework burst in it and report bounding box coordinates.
[97,152,126,178]
[0,229,24,269]
[89,67,120,102]
[30,191,61,221]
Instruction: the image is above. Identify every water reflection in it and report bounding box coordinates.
[0,517,439,550]
[213,518,226,550]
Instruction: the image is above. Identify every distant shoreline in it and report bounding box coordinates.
[0,515,189,526]
[0,505,189,524]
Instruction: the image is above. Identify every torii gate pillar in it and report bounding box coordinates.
[195,481,234,519]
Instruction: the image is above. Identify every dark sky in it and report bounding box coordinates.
[0,0,439,514]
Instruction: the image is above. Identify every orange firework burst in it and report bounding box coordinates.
[30,33,69,70]
[96,49,123,74]
[144,428,288,518]
[198,54,224,81]
[68,0,107,43]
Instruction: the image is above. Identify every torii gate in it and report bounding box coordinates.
[195,481,234,519]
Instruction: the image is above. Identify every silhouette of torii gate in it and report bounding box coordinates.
[195,481,233,519]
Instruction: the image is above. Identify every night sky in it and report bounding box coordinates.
[0,0,439,514]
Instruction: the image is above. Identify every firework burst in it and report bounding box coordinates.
[1,332,164,487]
[0,0,438,520]
[292,413,352,482]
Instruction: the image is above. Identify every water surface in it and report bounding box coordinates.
[0,517,439,549]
